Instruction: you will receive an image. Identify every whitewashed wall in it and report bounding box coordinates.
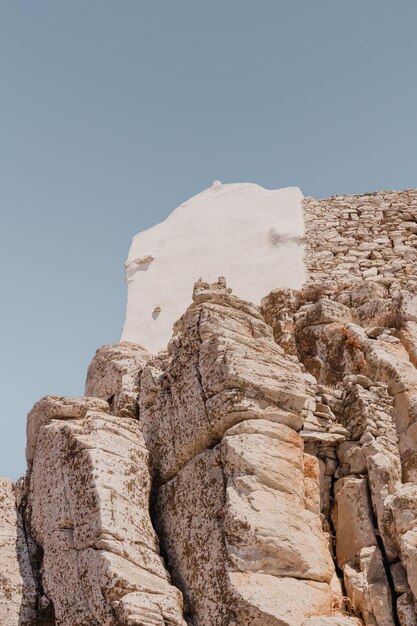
[121,182,305,352]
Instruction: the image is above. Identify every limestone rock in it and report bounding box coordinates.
[85,341,149,417]
[343,546,394,625]
[27,399,186,626]
[385,484,417,602]
[332,477,377,570]
[3,183,417,624]
[350,283,387,308]
[139,280,312,483]
[151,282,350,625]
[26,394,110,467]
[297,299,353,330]
[397,592,417,626]
[0,477,37,626]
[155,429,342,626]
[263,269,417,624]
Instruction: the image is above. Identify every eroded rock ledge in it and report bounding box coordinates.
[262,278,417,625]
[2,275,415,625]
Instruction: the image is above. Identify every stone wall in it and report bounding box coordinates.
[304,189,417,288]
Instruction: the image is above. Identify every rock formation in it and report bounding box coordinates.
[0,184,416,625]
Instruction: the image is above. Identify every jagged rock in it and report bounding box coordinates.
[27,399,186,626]
[385,484,417,603]
[26,395,110,467]
[85,341,149,417]
[155,424,342,625]
[301,430,347,445]
[151,281,351,625]
[397,592,417,626]
[338,442,367,475]
[354,299,395,329]
[263,273,417,624]
[350,283,387,308]
[2,183,417,624]
[332,477,377,570]
[343,546,394,625]
[0,477,37,626]
[139,281,312,483]
[228,572,354,626]
[391,562,410,594]
[297,299,353,330]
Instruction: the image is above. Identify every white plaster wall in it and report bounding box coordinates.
[121,182,305,353]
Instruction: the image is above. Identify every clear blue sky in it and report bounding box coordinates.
[1,1,416,479]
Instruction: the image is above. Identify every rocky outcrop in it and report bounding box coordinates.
[3,274,417,624]
[262,275,417,625]
[85,342,149,418]
[20,360,187,626]
[139,279,358,625]
[0,477,37,626]
[1,185,417,625]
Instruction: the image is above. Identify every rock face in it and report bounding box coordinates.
[27,402,186,625]
[141,280,348,625]
[1,184,417,625]
[0,477,37,626]
[262,279,417,623]
[24,378,186,626]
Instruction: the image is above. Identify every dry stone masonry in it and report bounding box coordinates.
[0,184,416,625]
[304,189,417,287]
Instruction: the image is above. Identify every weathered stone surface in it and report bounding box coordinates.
[263,271,417,624]
[222,420,333,582]
[304,189,417,288]
[350,283,387,308]
[151,282,349,625]
[0,477,37,626]
[26,394,110,467]
[385,484,417,603]
[397,592,417,626]
[298,299,353,330]
[332,477,377,570]
[27,399,186,626]
[343,546,394,625]
[228,572,352,626]
[3,183,417,624]
[139,279,313,484]
[305,615,362,626]
[85,341,149,417]
[156,429,342,626]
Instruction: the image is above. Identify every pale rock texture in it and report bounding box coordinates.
[25,397,186,626]
[1,183,417,625]
[147,280,356,625]
[0,477,37,626]
[139,278,312,484]
[85,341,149,417]
[303,189,417,287]
[262,274,417,624]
